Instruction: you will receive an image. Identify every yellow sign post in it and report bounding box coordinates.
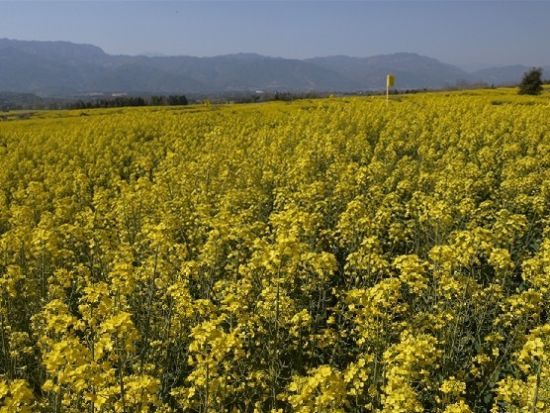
[386,73,395,103]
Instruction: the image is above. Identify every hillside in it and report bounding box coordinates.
[306,53,474,89]
[1,39,547,96]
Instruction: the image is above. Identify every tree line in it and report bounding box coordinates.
[70,95,188,109]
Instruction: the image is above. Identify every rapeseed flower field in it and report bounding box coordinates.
[0,88,549,412]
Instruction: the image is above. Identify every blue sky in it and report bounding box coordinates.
[1,1,549,69]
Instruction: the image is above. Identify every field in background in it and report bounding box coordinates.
[1,85,549,123]
[1,88,549,412]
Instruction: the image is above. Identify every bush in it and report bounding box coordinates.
[518,67,543,95]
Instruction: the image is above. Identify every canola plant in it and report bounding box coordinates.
[0,89,549,412]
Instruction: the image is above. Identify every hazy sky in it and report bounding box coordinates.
[1,1,549,69]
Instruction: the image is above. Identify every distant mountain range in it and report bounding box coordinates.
[0,39,548,96]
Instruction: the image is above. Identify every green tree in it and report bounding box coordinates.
[518,67,543,95]
[167,95,188,106]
